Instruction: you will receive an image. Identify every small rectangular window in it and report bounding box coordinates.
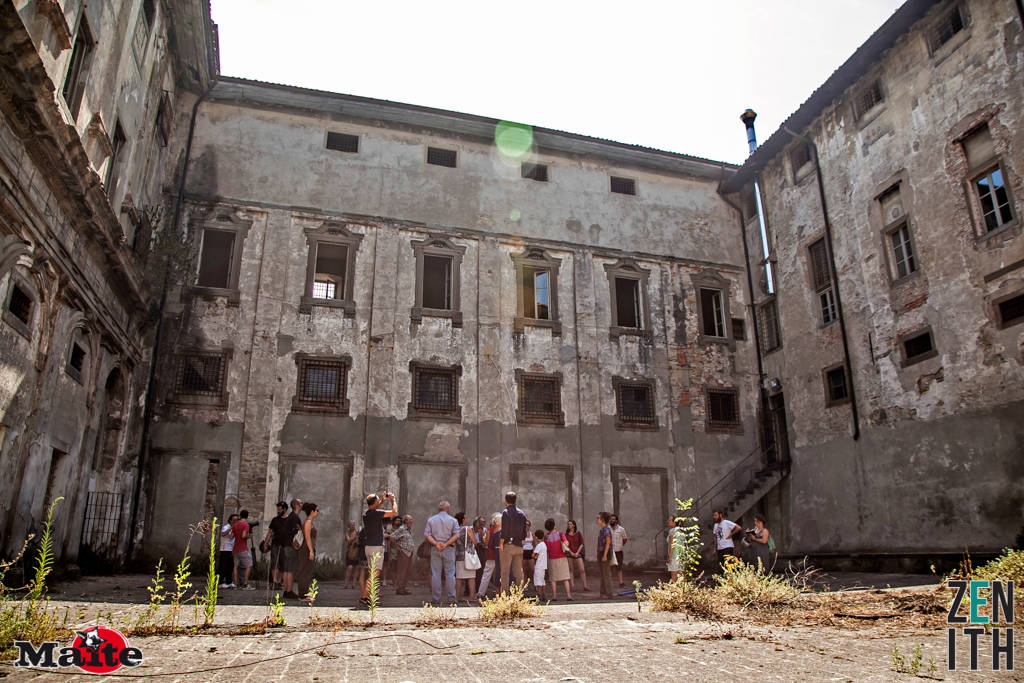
[707,388,740,429]
[997,294,1024,329]
[155,91,172,147]
[7,284,32,326]
[143,0,156,28]
[610,176,636,195]
[196,229,236,289]
[326,132,359,153]
[299,359,345,405]
[902,330,935,365]
[855,80,883,118]
[790,143,812,175]
[731,318,745,341]
[62,17,94,117]
[614,379,656,429]
[699,288,726,337]
[312,243,347,300]
[614,277,642,329]
[427,147,457,168]
[759,299,781,353]
[421,254,453,310]
[824,366,849,406]
[521,163,548,182]
[889,224,917,279]
[411,365,460,417]
[69,343,86,373]
[931,5,966,50]
[175,353,227,399]
[517,372,563,425]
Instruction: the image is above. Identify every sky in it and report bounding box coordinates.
[209,1,906,166]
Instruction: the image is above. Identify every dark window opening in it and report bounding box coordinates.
[326,132,359,153]
[69,343,86,373]
[759,299,781,353]
[427,147,457,167]
[299,359,346,406]
[932,5,965,49]
[825,366,849,405]
[518,375,561,423]
[312,243,347,300]
[106,121,127,195]
[522,267,550,320]
[855,80,883,117]
[422,254,453,309]
[997,294,1024,328]
[412,368,458,414]
[175,353,226,398]
[155,91,171,147]
[699,288,726,337]
[903,330,935,363]
[731,318,746,341]
[196,229,235,289]
[610,176,636,195]
[808,239,830,290]
[616,382,655,427]
[7,284,33,325]
[521,163,548,182]
[790,143,812,174]
[974,166,1014,232]
[890,224,917,278]
[142,0,156,28]
[707,389,740,427]
[62,17,94,117]
[615,277,642,329]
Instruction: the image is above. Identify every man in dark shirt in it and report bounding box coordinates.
[361,491,398,604]
[499,491,527,593]
[264,501,301,598]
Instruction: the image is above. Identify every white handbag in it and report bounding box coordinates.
[463,528,482,570]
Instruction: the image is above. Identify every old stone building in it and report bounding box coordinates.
[2,0,1020,570]
[721,0,1024,563]
[0,0,215,568]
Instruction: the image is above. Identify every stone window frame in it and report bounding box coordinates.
[950,117,1020,244]
[64,327,91,385]
[806,237,838,327]
[692,269,734,347]
[2,272,39,341]
[993,289,1024,330]
[705,386,742,433]
[897,325,938,368]
[604,258,652,342]
[758,296,782,355]
[926,2,971,60]
[169,348,232,408]
[514,369,565,426]
[410,236,465,327]
[788,141,815,184]
[612,376,659,431]
[407,360,462,422]
[874,182,921,286]
[292,352,351,415]
[852,77,886,126]
[188,212,253,306]
[299,222,363,316]
[822,362,851,408]
[511,247,562,335]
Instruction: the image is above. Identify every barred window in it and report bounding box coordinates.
[996,293,1024,329]
[759,299,781,353]
[731,317,745,341]
[789,143,812,179]
[824,365,850,406]
[174,352,227,402]
[931,5,966,50]
[706,388,740,430]
[427,147,457,168]
[854,80,883,119]
[613,378,657,429]
[516,371,564,425]
[409,362,461,420]
[610,176,636,195]
[808,239,837,325]
[326,132,359,153]
[294,356,350,414]
[521,163,548,182]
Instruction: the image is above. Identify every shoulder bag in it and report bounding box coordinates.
[463,528,482,570]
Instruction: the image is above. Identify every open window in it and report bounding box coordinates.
[512,247,561,335]
[693,270,733,345]
[61,14,95,119]
[189,211,252,305]
[411,237,465,327]
[300,222,362,316]
[3,278,37,340]
[605,258,651,341]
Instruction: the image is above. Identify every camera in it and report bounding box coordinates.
[744,528,755,535]
[248,520,260,528]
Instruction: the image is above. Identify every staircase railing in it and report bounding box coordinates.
[693,446,762,522]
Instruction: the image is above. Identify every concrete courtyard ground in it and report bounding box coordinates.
[2,572,1020,681]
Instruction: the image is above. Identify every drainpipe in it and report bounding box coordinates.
[741,110,774,295]
[782,126,860,441]
[127,82,216,562]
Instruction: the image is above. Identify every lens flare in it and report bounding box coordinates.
[495,121,533,160]
[509,208,522,221]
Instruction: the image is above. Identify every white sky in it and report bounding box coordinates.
[210,1,906,165]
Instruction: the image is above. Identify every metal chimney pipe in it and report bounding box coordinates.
[740,109,774,294]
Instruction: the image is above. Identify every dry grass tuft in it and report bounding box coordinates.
[644,579,721,619]
[477,583,544,625]
[414,602,461,627]
[714,556,800,608]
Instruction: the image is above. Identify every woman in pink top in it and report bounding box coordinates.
[543,518,572,601]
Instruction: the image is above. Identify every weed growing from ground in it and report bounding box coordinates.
[891,643,935,675]
[670,497,702,580]
[268,593,286,627]
[644,578,722,619]
[200,516,218,626]
[366,552,382,623]
[415,602,460,627]
[477,582,543,625]
[714,556,800,608]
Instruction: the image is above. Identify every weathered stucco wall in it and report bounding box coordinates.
[734,0,1024,555]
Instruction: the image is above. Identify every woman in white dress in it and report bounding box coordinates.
[454,512,479,601]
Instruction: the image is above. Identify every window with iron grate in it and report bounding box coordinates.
[759,299,781,353]
[521,163,548,182]
[997,293,1024,329]
[613,378,657,429]
[931,4,966,51]
[409,362,461,420]
[706,388,740,430]
[326,132,359,153]
[427,147,457,167]
[174,352,228,403]
[516,371,563,425]
[854,80,883,119]
[610,176,636,195]
[294,356,350,414]
[824,365,849,406]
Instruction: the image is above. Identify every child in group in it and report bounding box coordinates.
[532,529,548,600]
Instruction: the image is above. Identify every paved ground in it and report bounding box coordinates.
[3,573,1020,681]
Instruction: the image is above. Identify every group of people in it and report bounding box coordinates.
[216,499,321,601]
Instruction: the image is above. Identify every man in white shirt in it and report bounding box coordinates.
[609,514,628,588]
[712,509,740,570]
[219,513,239,588]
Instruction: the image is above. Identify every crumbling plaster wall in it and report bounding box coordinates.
[143,97,759,563]
[745,0,1024,553]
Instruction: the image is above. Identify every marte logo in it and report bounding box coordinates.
[13,625,143,674]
